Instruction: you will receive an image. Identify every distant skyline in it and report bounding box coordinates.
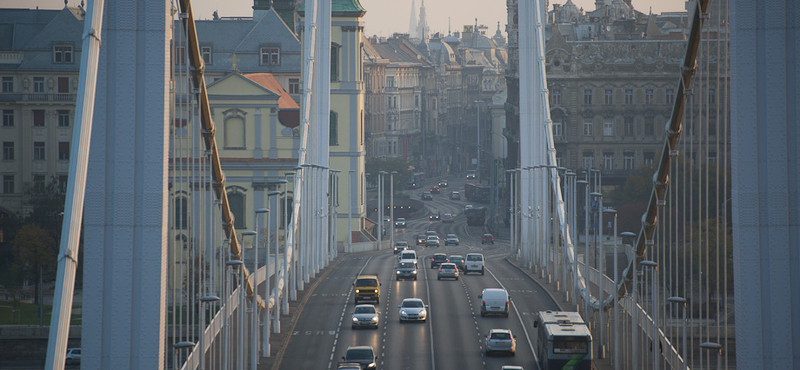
[4,0,686,37]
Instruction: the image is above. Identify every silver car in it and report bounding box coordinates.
[437,262,459,280]
[444,233,459,245]
[484,328,516,356]
[396,261,418,280]
[351,304,379,329]
[398,298,428,323]
[426,235,440,247]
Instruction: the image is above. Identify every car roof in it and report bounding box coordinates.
[447,234,457,237]
[440,262,456,267]
[346,345,374,351]
[489,328,512,334]
[355,304,376,309]
[402,298,424,303]
[448,255,464,258]
[433,253,446,257]
[356,274,379,279]
[483,233,493,236]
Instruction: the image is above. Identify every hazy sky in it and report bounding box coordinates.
[4,0,686,37]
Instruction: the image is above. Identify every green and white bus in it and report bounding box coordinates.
[533,311,593,370]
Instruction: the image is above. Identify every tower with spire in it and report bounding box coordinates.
[417,0,429,40]
[409,0,418,38]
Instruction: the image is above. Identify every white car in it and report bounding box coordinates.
[464,253,484,275]
[351,304,379,329]
[426,235,440,247]
[484,328,516,356]
[65,348,81,366]
[398,298,428,323]
[444,234,459,246]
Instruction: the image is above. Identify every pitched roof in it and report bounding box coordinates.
[243,73,299,109]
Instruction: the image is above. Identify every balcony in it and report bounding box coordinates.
[0,51,24,64]
[23,93,77,102]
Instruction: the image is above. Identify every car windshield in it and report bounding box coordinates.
[491,332,511,340]
[467,255,482,261]
[355,279,377,287]
[346,349,374,360]
[403,300,423,308]
[398,262,415,268]
[354,306,375,314]
[433,255,447,260]
[441,264,455,269]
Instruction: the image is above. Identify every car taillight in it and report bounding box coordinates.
[505,301,509,310]
[482,301,486,307]
[439,268,443,272]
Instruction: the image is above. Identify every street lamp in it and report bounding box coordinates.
[241,229,259,367]
[225,259,245,370]
[390,171,397,250]
[252,208,268,358]
[620,231,637,369]
[199,295,220,370]
[173,341,195,370]
[576,179,589,320]
[348,170,356,253]
[506,169,517,259]
[640,259,658,370]
[700,342,722,370]
[474,100,482,184]
[266,190,281,335]
[590,191,604,358]
[378,171,388,250]
[604,208,618,369]
[283,171,296,304]
[667,296,688,370]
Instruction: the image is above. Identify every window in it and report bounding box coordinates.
[288,78,300,94]
[58,110,70,127]
[624,151,635,170]
[2,142,13,160]
[58,142,69,160]
[552,119,563,137]
[583,120,593,136]
[33,110,45,127]
[33,175,46,190]
[624,117,634,136]
[645,89,653,105]
[201,46,212,64]
[58,175,68,191]
[174,196,188,229]
[387,76,395,87]
[551,89,561,105]
[708,151,717,164]
[330,45,339,81]
[603,119,614,136]
[260,47,280,65]
[3,110,14,127]
[2,175,13,194]
[1,77,12,93]
[33,77,45,93]
[603,152,613,169]
[223,111,246,149]
[174,47,185,65]
[227,191,245,229]
[415,96,419,108]
[709,88,716,104]
[666,89,674,105]
[330,111,339,145]
[644,151,655,167]
[53,45,73,63]
[584,89,592,105]
[625,89,633,104]
[604,89,613,105]
[582,152,594,170]
[556,154,564,167]
[644,117,655,136]
[34,142,45,160]
[58,77,69,94]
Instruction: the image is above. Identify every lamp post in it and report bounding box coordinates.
[604,209,618,369]
[328,170,340,260]
[700,342,722,370]
[475,100,482,184]
[283,171,296,305]
[590,191,604,358]
[378,171,387,250]
[241,229,259,367]
[199,295,220,369]
[348,170,356,253]
[667,296,688,370]
[640,260,658,370]
[506,169,516,258]
[576,178,589,320]
[390,171,397,250]
[173,341,195,370]
[299,164,311,289]
[266,190,281,335]
[225,259,244,370]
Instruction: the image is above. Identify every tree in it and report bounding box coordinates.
[12,224,56,304]
[365,157,412,196]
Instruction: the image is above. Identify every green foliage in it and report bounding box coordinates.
[365,157,412,195]
[613,165,655,207]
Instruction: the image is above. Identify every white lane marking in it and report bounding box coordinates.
[486,267,542,370]
[423,258,437,370]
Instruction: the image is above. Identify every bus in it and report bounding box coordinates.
[464,182,490,203]
[407,172,425,189]
[465,207,486,226]
[533,311,593,370]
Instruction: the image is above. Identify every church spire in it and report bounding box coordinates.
[409,0,418,38]
[417,0,429,40]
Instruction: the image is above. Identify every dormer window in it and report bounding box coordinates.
[201,46,212,64]
[260,47,280,65]
[53,45,73,64]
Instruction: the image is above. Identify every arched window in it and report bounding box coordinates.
[330,111,339,145]
[227,189,246,229]
[174,196,188,229]
[223,109,246,149]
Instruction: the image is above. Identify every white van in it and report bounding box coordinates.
[464,253,484,275]
[479,288,510,317]
[398,250,417,263]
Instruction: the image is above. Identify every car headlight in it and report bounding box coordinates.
[400,310,407,315]
[355,289,360,293]
[371,316,379,322]
[396,271,401,274]
[353,317,360,322]
[412,271,417,274]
